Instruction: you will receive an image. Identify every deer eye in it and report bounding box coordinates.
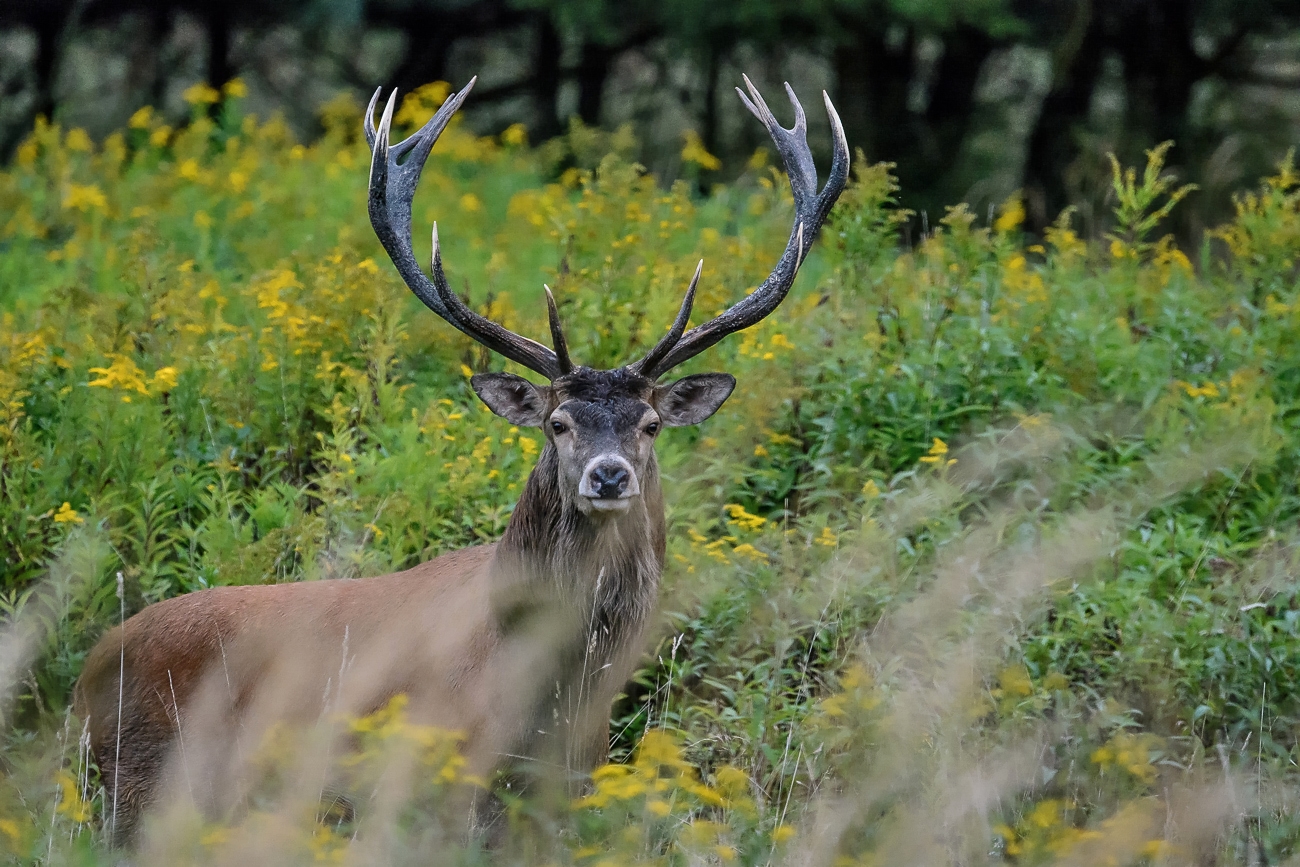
[551,420,567,435]
[644,422,660,437]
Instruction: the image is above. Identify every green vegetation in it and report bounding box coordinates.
[1,81,1299,864]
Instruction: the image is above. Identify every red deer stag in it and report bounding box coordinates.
[74,74,848,844]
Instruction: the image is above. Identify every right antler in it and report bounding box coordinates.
[632,75,849,380]
[366,80,571,380]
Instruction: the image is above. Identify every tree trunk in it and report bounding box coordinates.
[831,35,872,162]
[205,1,232,89]
[388,18,453,96]
[864,26,917,167]
[701,45,721,158]
[920,25,999,204]
[576,41,612,126]
[532,13,562,139]
[32,13,64,123]
[1114,0,1203,148]
[832,22,916,166]
[1023,7,1105,229]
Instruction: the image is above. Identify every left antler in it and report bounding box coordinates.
[366,79,572,380]
[632,75,849,380]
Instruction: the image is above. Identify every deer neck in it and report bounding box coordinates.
[491,445,665,654]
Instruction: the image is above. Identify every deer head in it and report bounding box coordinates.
[365,75,848,519]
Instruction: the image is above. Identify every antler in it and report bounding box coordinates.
[366,80,570,379]
[632,75,849,380]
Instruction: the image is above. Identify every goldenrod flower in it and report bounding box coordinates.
[500,123,527,146]
[724,504,765,531]
[65,128,93,152]
[89,354,149,394]
[63,184,107,213]
[182,82,221,105]
[994,193,1025,233]
[53,502,83,524]
[919,437,951,465]
[681,130,721,171]
[54,770,92,821]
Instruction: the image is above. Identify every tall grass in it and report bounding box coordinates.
[0,80,1298,863]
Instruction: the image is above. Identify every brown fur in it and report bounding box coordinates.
[74,420,667,843]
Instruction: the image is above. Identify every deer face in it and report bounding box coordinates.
[472,369,734,516]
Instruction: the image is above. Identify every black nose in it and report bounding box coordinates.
[590,463,630,499]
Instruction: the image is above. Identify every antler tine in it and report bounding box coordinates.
[631,259,701,377]
[364,87,382,149]
[544,285,573,374]
[783,81,807,132]
[639,78,849,380]
[366,79,563,380]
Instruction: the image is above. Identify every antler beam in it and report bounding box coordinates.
[366,80,568,380]
[632,75,849,380]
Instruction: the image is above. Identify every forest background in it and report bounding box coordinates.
[3,0,1300,233]
[2,0,1300,864]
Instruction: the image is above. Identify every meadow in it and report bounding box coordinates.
[0,79,1299,864]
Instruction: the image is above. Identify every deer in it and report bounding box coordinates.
[73,74,848,846]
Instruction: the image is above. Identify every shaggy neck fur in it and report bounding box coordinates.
[491,443,665,662]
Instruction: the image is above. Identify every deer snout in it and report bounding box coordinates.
[579,456,639,506]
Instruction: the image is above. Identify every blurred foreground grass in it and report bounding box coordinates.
[1,80,1299,863]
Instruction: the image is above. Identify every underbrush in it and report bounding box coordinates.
[1,80,1299,863]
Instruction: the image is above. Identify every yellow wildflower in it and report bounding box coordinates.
[53,502,83,524]
[54,770,92,822]
[918,437,949,463]
[151,366,179,392]
[63,184,107,212]
[714,766,750,799]
[459,193,483,213]
[88,354,149,394]
[129,106,155,129]
[999,664,1033,698]
[1043,671,1069,691]
[501,123,527,146]
[724,504,765,531]
[182,82,221,105]
[993,193,1024,233]
[814,526,838,547]
[681,130,721,171]
[0,818,26,847]
[222,77,248,98]
[65,128,93,152]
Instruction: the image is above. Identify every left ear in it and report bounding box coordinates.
[652,373,736,427]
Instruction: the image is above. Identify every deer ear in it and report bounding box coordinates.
[653,373,736,427]
[471,373,551,426]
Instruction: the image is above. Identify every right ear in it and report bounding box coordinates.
[470,373,551,426]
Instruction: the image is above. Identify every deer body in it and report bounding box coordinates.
[74,75,848,846]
